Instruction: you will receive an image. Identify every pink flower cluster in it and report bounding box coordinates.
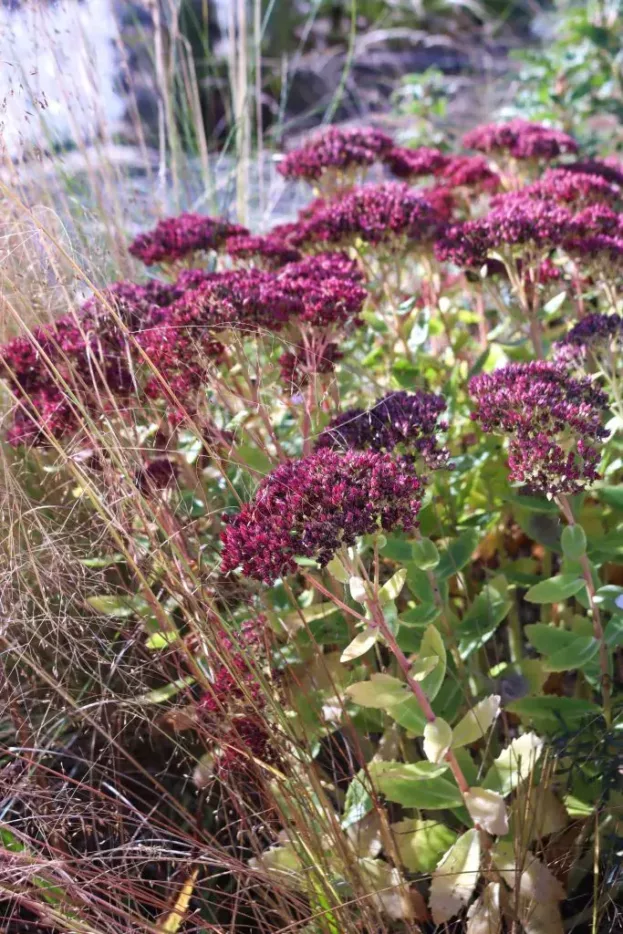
[220,450,423,583]
[315,390,449,470]
[505,168,620,207]
[470,361,608,495]
[294,182,446,249]
[129,213,248,266]
[384,147,500,194]
[435,195,577,267]
[278,125,393,182]
[463,120,578,161]
[226,233,302,269]
[0,281,172,446]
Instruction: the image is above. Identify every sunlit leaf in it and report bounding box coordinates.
[451,695,501,748]
[423,717,453,764]
[430,829,481,923]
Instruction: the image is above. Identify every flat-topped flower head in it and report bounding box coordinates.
[278,126,393,183]
[383,146,450,179]
[516,168,621,207]
[296,182,446,250]
[470,361,608,495]
[557,313,623,370]
[279,257,367,329]
[438,155,501,193]
[435,195,575,268]
[226,234,302,269]
[129,213,248,266]
[562,234,623,275]
[571,205,623,237]
[463,120,578,161]
[220,450,423,583]
[279,251,364,283]
[562,159,623,189]
[315,390,449,470]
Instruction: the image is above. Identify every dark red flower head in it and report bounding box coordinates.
[463,120,578,161]
[514,168,621,207]
[226,234,302,269]
[438,155,501,193]
[383,146,450,179]
[470,361,608,495]
[278,126,393,182]
[435,195,576,267]
[295,182,446,250]
[315,390,449,470]
[129,213,248,266]
[220,450,423,583]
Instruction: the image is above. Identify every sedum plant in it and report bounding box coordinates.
[0,121,621,933]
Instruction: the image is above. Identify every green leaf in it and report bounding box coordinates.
[140,677,196,704]
[406,564,435,603]
[387,695,427,734]
[419,624,447,702]
[87,594,149,619]
[451,695,501,748]
[391,819,456,873]
[506,696,601,731]
[282,601,339,630]
[561,525,587,560]
[326,556,349,583]
[341,772,373,828]
[524,574,586,604]
[436,529,479,581]
[423,717,453,763]
[458,586,511,659]
[399,604,440,626]
[346,674,407,709]
[378,569,407,604]
[598,486,623,509]
[374,764,463,809]
[542,290,567,317]
[340,628,379,662]
[411,538,440,570]
[145,631,180,649]
[483,733,543,796]
[381,535,413,563]
[604,616,623,648]
[525,625,599,672]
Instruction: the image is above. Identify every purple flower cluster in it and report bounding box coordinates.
[199,618,266,716]
[315,390,449,470]
[0,281,172,446]
[517,168,620,207]
[226,233,302,269]
[278,126,393,182]
[562,159,623,189]
[559,313,623,352]
[216,715,277,779]
[220,450,423,583]
[470,361,608,495]
[438,155,501,193]
[134,456,179,494]
[463,120,578,161]
[129,213,248,266]
[383,146,450,179]
[294,183,446,249]
[435,196,576,267]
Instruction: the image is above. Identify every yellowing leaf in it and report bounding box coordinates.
[510,787,569,846]
[158,868,199,933]
[346,674,406,709]
[378,569,407,604]
[391,818,456,873]
[358,857,414,921]
[519,898,564,934]
[492,842,565,904]
[249,845,304,890]
[451,695,501,748]
[423,717,453,764]
[466,882,502,934]
[349,576,368,603]
[430,829,481,924]
[419,624,447,702]
[326,555,349,583]
[464,787,509,836]
[340,627,379,662]
[483,732,543,795]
